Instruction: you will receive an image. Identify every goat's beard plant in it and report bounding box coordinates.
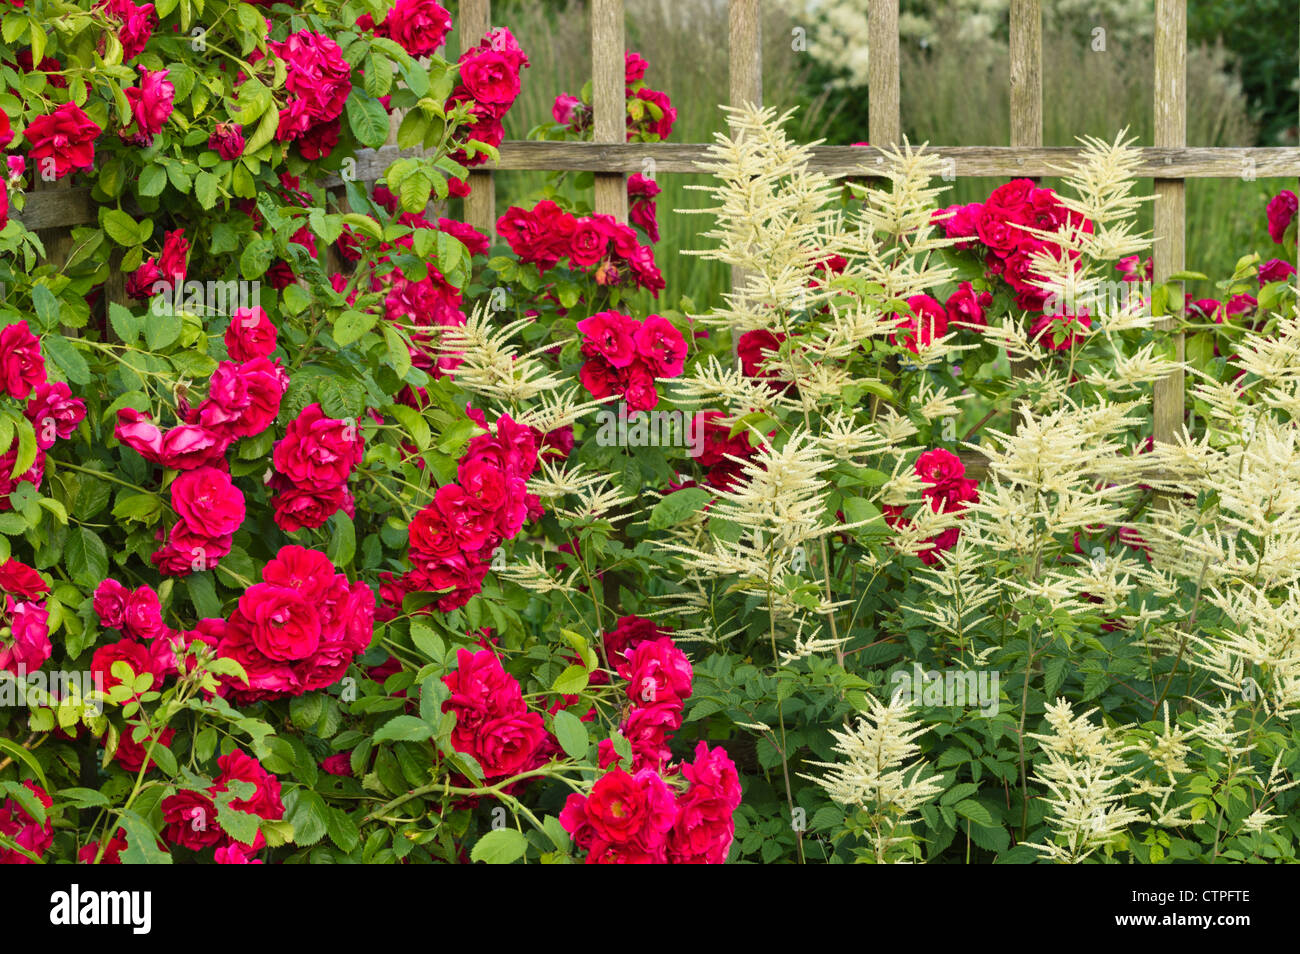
[629,103,1300,863]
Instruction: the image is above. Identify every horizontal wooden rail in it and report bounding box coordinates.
[17,144,1297,230]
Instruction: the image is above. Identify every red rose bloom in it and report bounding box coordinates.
[578,310,638,369]
[169,466,245,540]
[24,102,101,179]
[24,381,86,448]
[1267,189,1297,245]
[208,122,244,159]
[238,583,322,662]
[122,67,174,146]
[0,558,47,601]
[382,0,452,57]
[0,780,53,863]
[634,314,687,377]
[225,307,277,361]
[0,321,46,400]
[273,403,364,491]
[161,789,221,849]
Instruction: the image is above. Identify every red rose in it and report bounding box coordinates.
[621,636,692,706]
[269,30,352,141]
[273,403,363,491]
[0,596,50,676]
[225,307,277,361]
[24,381,85,449]
[161,789,220,849]
[208,122,244,159]
[100,0,157,61]
[561,767,677,862]
[945,281,993,328]
[381,0,451,57]
[915,448,979,515]
[0,321,46,400]
[159,228,188,283]
[238,583,322,661]
[94,579,131,628]
[736,327,783,375]
[122,67,174,146]
[891,294,948,354]
[625,51,648,84]
[459,48,522,109]
[578,310,638,369]
[214,749,285,821]
[568,217,611,268]
[442,648,525,747]
[0,780,53,863]
[1267,189,1297,244]
[437,218,489,257]
[473,712,548,778]
[170,466,245,538]
[24,102,101,179]
[634,314,686,377]
[123,585,165,639]
[667,742,742,863]
[0,558,46,600]
[272,483,351,532]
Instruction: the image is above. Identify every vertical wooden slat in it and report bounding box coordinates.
[461,0,494,236]
[867,0,900,148]
[1009,1,1041,376]
[1009,0,1042,152]
[729,0,762,111]
[1153,0,1187,446]
[591,0,627,223]
[728,0,761,306]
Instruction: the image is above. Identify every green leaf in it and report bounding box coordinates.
[285,788,328,846]
[108,303,144,345]
[333,309,377,347]
[138,164,167,198]
[325,807,360,852]
[326,512,356,566]
[185,571,222,618]
[65,526,109,587]
[244,105,279,156]
[290,693,324,731]
[552,709,588,760]
[216,801,261,845]
[954,799,994,827]
[100,207,143,247]
[118,810,172,864]
[239,239,274,281]
[470,828,527,864]
[551,664,589,696]
[382,324,412,380]
[194,170,220,210]
[41,335,91,385]
[648,487,712,530]
[31,285,59,330]
[373,715,433,743]
[347,91,391,149]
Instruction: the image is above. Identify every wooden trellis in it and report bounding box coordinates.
[15,0,1300,468]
